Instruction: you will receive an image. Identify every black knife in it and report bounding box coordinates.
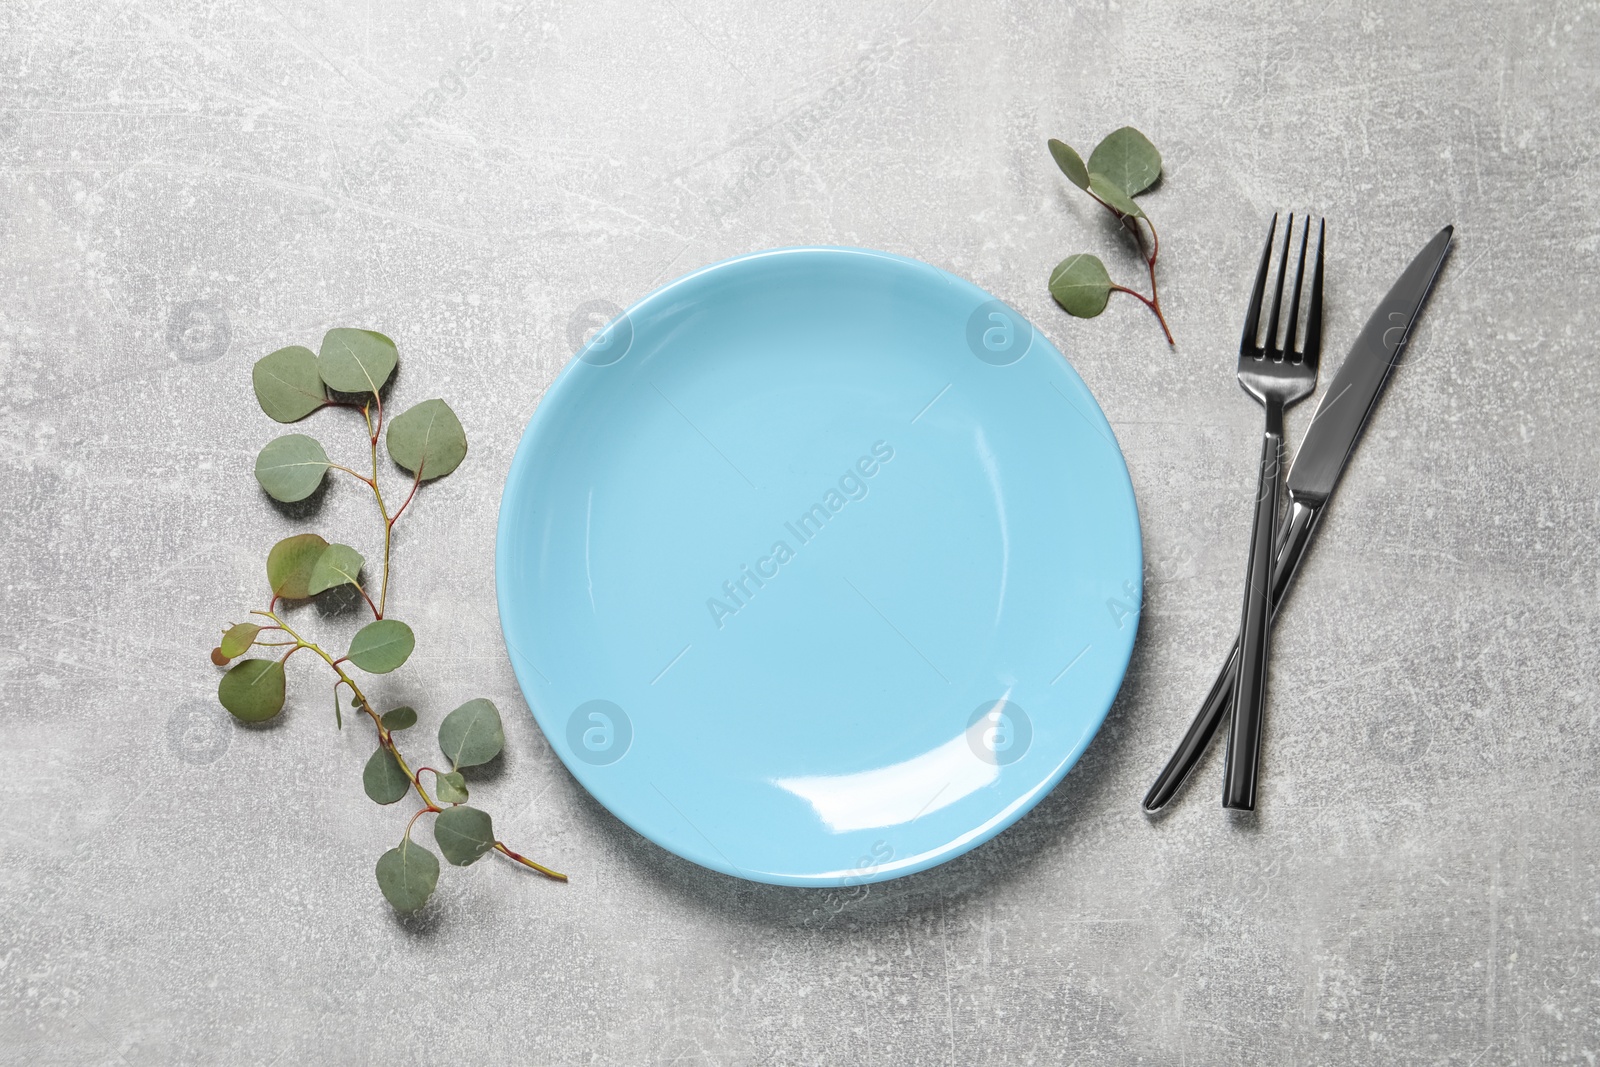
[1142,224,1454,813]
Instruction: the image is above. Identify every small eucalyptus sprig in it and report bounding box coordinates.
[1046,126,1174,345]
[210,328,565,914]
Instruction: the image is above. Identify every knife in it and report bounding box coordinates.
[1142,224,1454,813]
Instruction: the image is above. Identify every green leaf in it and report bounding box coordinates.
[252,345,326,423]
[435,771,469,804]
[1049,254,1114,318]
[1047,138,1090,190]
[308,543,365,595]
[375,840,439,913]
[347,619,415,674]
[1087,126,1161,197]
[381,706,418,731]
[1087,174,1144,219]
[438,698,504,769]
[255,434,330,503]
[217,659,286,722]
[219,623,260,659]
[317,328,397,395]
[386,398,467,481]
[266,533,330,599]
[362,747,411,805]
[433,805,494,866]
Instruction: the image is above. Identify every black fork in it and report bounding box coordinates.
[1223,214,1324,811]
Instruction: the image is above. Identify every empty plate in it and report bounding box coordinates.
[497,247,1141,887]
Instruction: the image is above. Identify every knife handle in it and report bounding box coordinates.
[1222,424,1285,810]
[1141,500,1321,814]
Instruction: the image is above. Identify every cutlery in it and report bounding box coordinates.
[1142,223,1454,813]
[1223,214,1324,811]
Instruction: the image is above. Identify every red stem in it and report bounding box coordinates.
[389,464,424,529]
[355,583,381,619]
[369,393,385,446]
[1107,283,1175,343]
[1087,193,1174,347]
[402,805,440,841]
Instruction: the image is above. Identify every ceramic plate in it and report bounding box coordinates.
[497,247,1141,887]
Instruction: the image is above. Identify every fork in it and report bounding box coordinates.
[1222,214,1324,811]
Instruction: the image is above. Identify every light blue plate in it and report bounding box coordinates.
[497,247,1142,887]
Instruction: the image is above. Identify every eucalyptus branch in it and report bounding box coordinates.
[1046,127,1175,346]
[213,328,563,915]
[255,608,439,810]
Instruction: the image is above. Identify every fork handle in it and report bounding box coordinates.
[1223,408,1285,811]
[1141,500,1321,812]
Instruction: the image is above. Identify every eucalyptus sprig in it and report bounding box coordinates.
[1046,126,1174,345]
[211,328,565,914]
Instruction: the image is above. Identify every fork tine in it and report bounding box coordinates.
[1302,218,1326,369]
[1284,215,1310,359]
[1264,213,1293,357]
[1240,214,1277,356]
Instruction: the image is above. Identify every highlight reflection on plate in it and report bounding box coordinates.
[497,247,1141,887]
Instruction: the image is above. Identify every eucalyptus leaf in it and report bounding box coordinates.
[438,698,504,769]
[252,346,326,423]
[386,398,467,481]
[362,747,411,805]
[308,543,365,595]
[381,706,418,731]
[1047,138,1090,191]
[433,805,495,866]
[1049,254,1114,318]
[435,771,469,804]
[266,533,330,599]
[318,328,397,395]
[255,434,330,503]
[1087,126,1162,197]
[217,658,286,722]
[1087,174,1144,219]
[375,840,439,913]
[219,623,260,659]
[347,619,415,674]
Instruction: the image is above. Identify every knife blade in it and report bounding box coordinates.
[1142,224,1454,813]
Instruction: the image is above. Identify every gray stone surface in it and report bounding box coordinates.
[2,0,1596,1062]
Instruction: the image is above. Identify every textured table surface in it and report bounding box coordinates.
[3,1,1596,1063]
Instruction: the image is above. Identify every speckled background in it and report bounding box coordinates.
[3,1,1596,1063]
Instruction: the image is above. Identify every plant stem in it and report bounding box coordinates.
[1123,214,1174,345]
[253,608,567,881]
[1087,194,1176,347]
[1109,285,1175,345]
[258,609,434,805]
[328,464,376,486]
[390,466,423,527]
[494,841,569,881]
[356,404,396,618]
[403,805,435,840]
[355,402,412,619]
